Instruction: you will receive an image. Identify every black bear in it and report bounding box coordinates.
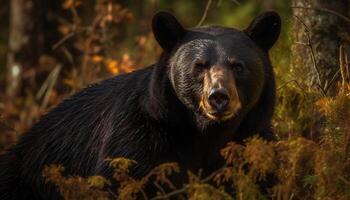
[0,11,281,199]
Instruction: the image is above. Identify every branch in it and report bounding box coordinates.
[197,0,213,27]
[277,79,303,91]
[217,0,240,7]
[339,45,349,93]
[324,69,340,95]
[151,187,186,200]
[52,32,75,50]
[198,0,241,26]
[293,15,327,96]
[150,166,226,200]
[231,0,241,5]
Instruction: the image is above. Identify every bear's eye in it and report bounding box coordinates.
[228,60,245,73]
[194,60,209,68]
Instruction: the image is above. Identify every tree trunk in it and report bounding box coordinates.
[6,0,67,98]
[291,0,350,95]
[6,0,33,97]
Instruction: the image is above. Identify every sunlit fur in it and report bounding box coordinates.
[199,65,242,121]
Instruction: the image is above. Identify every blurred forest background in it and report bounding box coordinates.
[1,0,350,199]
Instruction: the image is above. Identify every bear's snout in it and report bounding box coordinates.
[208,87,229,113]
[200,65,242,121]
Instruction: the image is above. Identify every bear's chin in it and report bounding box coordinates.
[194,111,239,132]
[204,111,235,122]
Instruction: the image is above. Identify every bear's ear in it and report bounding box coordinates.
[244,11,281,51]
[152,11,186,51]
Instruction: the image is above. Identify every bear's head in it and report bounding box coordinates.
[152,11,281,127]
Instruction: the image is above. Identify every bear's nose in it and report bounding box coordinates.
[208,88,229,112]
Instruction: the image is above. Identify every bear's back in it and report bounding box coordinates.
[8,66,165,198]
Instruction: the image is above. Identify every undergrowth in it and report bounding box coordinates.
[43,83,350,199]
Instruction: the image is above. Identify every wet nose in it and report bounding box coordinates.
[208,88,229,112]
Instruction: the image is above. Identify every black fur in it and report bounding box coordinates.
[0,11,280,199]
